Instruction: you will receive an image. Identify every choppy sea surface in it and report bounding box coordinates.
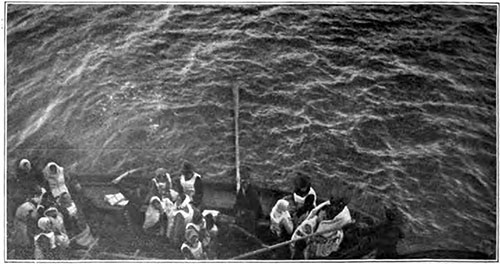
[6,4,497,255]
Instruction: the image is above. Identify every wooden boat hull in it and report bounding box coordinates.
[73,174,494,260]
[75,174,386,260]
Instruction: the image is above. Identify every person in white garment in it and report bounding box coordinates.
[181,227,207,260]
[43,207,70,250]
[171,192,195,247]
[270,199,294,239]
[42,162,69,199]
[34,217,58,260]
[308,197,354,258]
[179,162,203,207]
[149,168,178,202]
[292,172,317,210]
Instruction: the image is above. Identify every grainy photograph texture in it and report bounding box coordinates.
[5,4,497,261]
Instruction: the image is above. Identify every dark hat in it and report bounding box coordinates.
[182,162,194,174]
[385,206,403,223]
[294,172,311,190]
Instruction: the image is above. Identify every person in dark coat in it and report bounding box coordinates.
[111,170,148,234]
[9,159,48,219]
[234,168,263,233]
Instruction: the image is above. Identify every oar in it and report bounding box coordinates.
[229,223,269,248]
[230,225,342,260]
[111,167,144,184]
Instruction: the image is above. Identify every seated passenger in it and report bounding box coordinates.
[44,207,70,249]
[270,199,293,239]
[204,213,219,259]
[181,228,207,260]
[42,162,69,199]
[15,158,47,197]
[11,193,41,258]
[179,162,203,207]
[9,159,47,220]
[292,172,317,209]
[34,217,58,260]
[294,194,316,227]
[57,192,96,248]
[308,198,353,258]
[171,193,194,247]
[289,200,332,259]
[149,168,178,202]
[374,207,405,259]
[111,170,149,233]
[143,196,168,237]
[186,209,211,249]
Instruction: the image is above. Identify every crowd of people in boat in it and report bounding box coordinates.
[111,162,219,260]
[8,159,96,260]
[9,157,365,260]
[234,171,356,259]
[8,158,220,260]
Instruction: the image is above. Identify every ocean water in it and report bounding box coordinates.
[6,4,497,256]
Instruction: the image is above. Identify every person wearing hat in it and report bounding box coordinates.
[179,162,203,208]
[181,227,207,260]
[111,169,150,235]
[373,206,405,259]
[293,172,317,209]
[233,167,263,233]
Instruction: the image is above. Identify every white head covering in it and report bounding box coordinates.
[150,196,162,207]
[42,162,68,198]
[19,159,31,171]
[271,199,291,224]
[38,217,53,231]
[155,168,172,186]
[43,162,63,178]
[43,207,59,217]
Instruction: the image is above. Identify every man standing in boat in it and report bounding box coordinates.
[179,162,203,208]
[234,167,263,233]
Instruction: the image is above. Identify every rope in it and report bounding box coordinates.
[233,86,241,193]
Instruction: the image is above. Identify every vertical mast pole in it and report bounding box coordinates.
[234,86,241,193]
